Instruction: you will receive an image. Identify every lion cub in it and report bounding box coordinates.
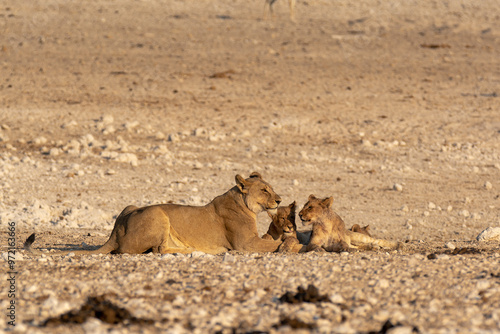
[263,201,297,241]
[264,202,312,252]
[297,195,402,252]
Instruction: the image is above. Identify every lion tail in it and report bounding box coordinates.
[23,232,116,256]
[23,233,37,252]
[347,230,402,250]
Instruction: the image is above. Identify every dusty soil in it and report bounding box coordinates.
[1,0,499,333]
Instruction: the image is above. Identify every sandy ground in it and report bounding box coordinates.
[0,0,499,333]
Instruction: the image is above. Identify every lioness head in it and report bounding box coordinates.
[298,194,333,226]
[235,172,281,214]
[268,201,297,237]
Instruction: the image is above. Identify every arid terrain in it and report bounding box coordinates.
[1,0,499,333]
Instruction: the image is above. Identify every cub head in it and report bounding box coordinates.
[235,172,281,214]
[350,224,372,237]
[268,201,297,237]
[298,194,333,226]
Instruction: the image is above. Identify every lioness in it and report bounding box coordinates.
[280,195,402,253]
[25,172,285,255]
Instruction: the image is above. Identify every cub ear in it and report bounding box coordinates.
[289,201,296,210]
[322,196,334,208]
[308,194,317,201]
[235,174,249,194]
[249,172,262,179]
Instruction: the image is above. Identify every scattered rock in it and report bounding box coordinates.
[393,183,403,192]
[444,242,456,250]
[223,253,235,263]
[476,227,500,242]
[279,285,331,304]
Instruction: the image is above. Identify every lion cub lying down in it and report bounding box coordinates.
[276,195,402,253]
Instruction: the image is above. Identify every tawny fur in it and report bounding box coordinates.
[24,173,285,256]
[279,195,402,253]
[349,224,372,237]
[262,201,297,241]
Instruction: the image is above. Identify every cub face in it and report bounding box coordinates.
[235,172,282,214]
[268,201,297,236]
[299,194,334,225]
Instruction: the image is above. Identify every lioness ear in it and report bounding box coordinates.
[308,194,316,201]
[235,174,249,194]
[249,172,262,179]
[322,196,334,208]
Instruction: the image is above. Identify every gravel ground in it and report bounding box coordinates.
[1,0,499,333]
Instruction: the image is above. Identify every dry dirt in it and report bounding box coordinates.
[1,0,499,333]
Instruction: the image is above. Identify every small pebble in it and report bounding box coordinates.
[459,210,470,217]
[105,169,116,175]
[223,253,235,263]
[393,183,403,192]
[444,242,456,250]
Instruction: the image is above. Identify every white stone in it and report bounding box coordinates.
[476,227,500,242]
[393,183,403,192]
[377,279,390,288]
[459,210,470,217]
[189,251,206,258]
[105,169,116,175]
[33,136,47,145]
[103,125,116,135]
[484,181,493,190]
[444,242,456,250]
[387,326,417,334]
[48,148,61,156]
[223,253,236,263]
[329,293,346,304]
